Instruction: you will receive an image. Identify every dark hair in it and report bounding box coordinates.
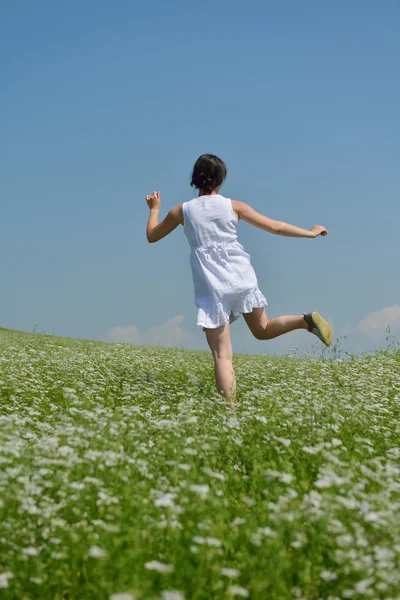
[190,154,227,195]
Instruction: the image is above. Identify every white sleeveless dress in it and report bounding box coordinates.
[182,194,267,330]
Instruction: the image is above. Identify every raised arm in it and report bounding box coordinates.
[146,191,183,243]
[232,200,327,239]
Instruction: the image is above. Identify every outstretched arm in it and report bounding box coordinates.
[232,200,327,238]
[146,191,183,243]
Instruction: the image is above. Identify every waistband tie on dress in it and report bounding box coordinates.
[191,239,237,265]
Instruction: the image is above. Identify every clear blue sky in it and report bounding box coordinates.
[1,0,399,355]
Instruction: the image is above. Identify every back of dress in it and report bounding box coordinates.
[182,195,238,249]
[182,194,267,330]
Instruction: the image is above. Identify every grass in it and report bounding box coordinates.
[0,327,399,599]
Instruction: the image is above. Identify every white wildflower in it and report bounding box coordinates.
[275,436,291,447]
[364,511,381,523]
[230,517,246,527]
[192,536,205,544]
[354,578,375,594]
[221,568,240,578]
[265,469,281,478]
[258,527,277,538]
[154,493,176,508]
[192,536,222,547]
[280,473,294,484]
[186,416,198,423]
[205,537,222,547]
[315,471,348,488]
[203,467,226,481]
[161,591,185,600]
[242,496,256,506]
[0,572,13,589]
[22,547,39,556]
[228,585,249,597]
[336,534,354,546]
[302,445,320,455]
[88,546,108,558]
[189,484,209,498]
[320,570,338,581]
[255,415,267,424]
[144,561,174,573]
[331,438,342,446]
[184,447,197,455]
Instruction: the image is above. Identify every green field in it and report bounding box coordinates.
[0,327,399,599]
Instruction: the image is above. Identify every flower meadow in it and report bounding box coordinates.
[0,327,399,600]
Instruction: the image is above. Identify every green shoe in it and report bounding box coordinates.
[304,312,332,347]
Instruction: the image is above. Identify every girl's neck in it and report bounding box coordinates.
[198,189,219,197]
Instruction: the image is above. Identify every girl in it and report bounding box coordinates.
[146,154,332,404]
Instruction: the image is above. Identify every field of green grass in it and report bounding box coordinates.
[0,327,399,599]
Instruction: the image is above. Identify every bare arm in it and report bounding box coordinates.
[232,200,327,238]
[146,191,183,243]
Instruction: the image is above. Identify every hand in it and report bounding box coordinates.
[311,225,328,238]
[146,191,161,210]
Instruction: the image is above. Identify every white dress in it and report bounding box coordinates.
[182,194,267,329]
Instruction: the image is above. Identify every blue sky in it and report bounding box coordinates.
[1,0,399,355]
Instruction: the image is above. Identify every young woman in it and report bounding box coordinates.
[146,154,332,404]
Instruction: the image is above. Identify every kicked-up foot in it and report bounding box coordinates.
[303,312,332,347]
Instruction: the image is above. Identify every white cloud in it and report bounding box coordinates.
[147,315,189,346]
[105,325,140,344]
[106,315,195,348]
[358,305,400,337]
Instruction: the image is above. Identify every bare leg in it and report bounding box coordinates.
[204,323,236,405]
[243,307,308,340]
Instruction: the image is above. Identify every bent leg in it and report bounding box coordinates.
[243,307,308,340]
[205,323,236,403]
